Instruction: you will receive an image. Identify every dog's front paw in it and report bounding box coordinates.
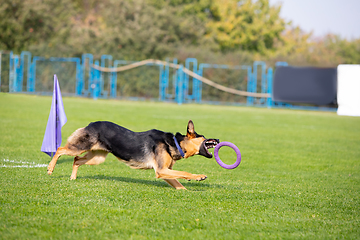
[47,166,54,175]
[194,174,207,181]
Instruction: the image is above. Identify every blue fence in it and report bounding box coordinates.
[3,51,286,108]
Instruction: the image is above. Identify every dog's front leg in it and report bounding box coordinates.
[156,169,207,181]
[163,179,187,190]
[154,149,207,189]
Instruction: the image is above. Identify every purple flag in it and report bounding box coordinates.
[41,75,67,157]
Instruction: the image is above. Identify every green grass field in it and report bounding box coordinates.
[0,93,359,239]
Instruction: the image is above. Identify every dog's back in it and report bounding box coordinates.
[69,121,170,162]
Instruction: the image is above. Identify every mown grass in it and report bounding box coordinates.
[0,93,359,239]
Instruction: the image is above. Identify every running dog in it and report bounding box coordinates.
[47,120,219,189]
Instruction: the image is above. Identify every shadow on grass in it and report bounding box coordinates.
[77,174,228,190]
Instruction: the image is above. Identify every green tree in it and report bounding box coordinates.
[269,29,360,67]
[65,0,208,60]
[205,0,286,54]
[0,0,75,53]
[335,37,360,64]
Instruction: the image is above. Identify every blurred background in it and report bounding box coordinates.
[0,0,359,109]
[2,0,359,65]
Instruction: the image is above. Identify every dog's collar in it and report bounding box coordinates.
[173,136,185,158]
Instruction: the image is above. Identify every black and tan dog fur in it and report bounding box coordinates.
[47,120,219,189]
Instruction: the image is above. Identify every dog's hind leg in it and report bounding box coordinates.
[70,150,108,180]
[47,144,86,175]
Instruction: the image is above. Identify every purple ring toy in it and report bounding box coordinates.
[214,141,241,169]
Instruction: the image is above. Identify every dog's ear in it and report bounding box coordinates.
[175,132,185,140]
[187,120,196,138]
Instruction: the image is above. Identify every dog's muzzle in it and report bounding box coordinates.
[199,139,220,158]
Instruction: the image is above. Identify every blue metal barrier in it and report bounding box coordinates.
[13,54,20,92]
[81,53,93,96]
[92,60,101,99]
[6,51,277,108]
[275,62,288,67]
[248,61,267,105]
[159,58,178,102]
[159,59,170,101]
[266,67,273,108]
[20,51,32,92]
[239,65,252,105]
[10,52,23,92]
[184,58,200,102]
[3,51,337,111]
[9,51,14,92]
[100,55,112,98]
[29,56,45,92]
[111,60,128,98]
[175,65,184,104]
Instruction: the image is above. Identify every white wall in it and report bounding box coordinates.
[337,64,360,116]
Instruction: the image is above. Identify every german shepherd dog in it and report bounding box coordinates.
[47,120,219,189]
